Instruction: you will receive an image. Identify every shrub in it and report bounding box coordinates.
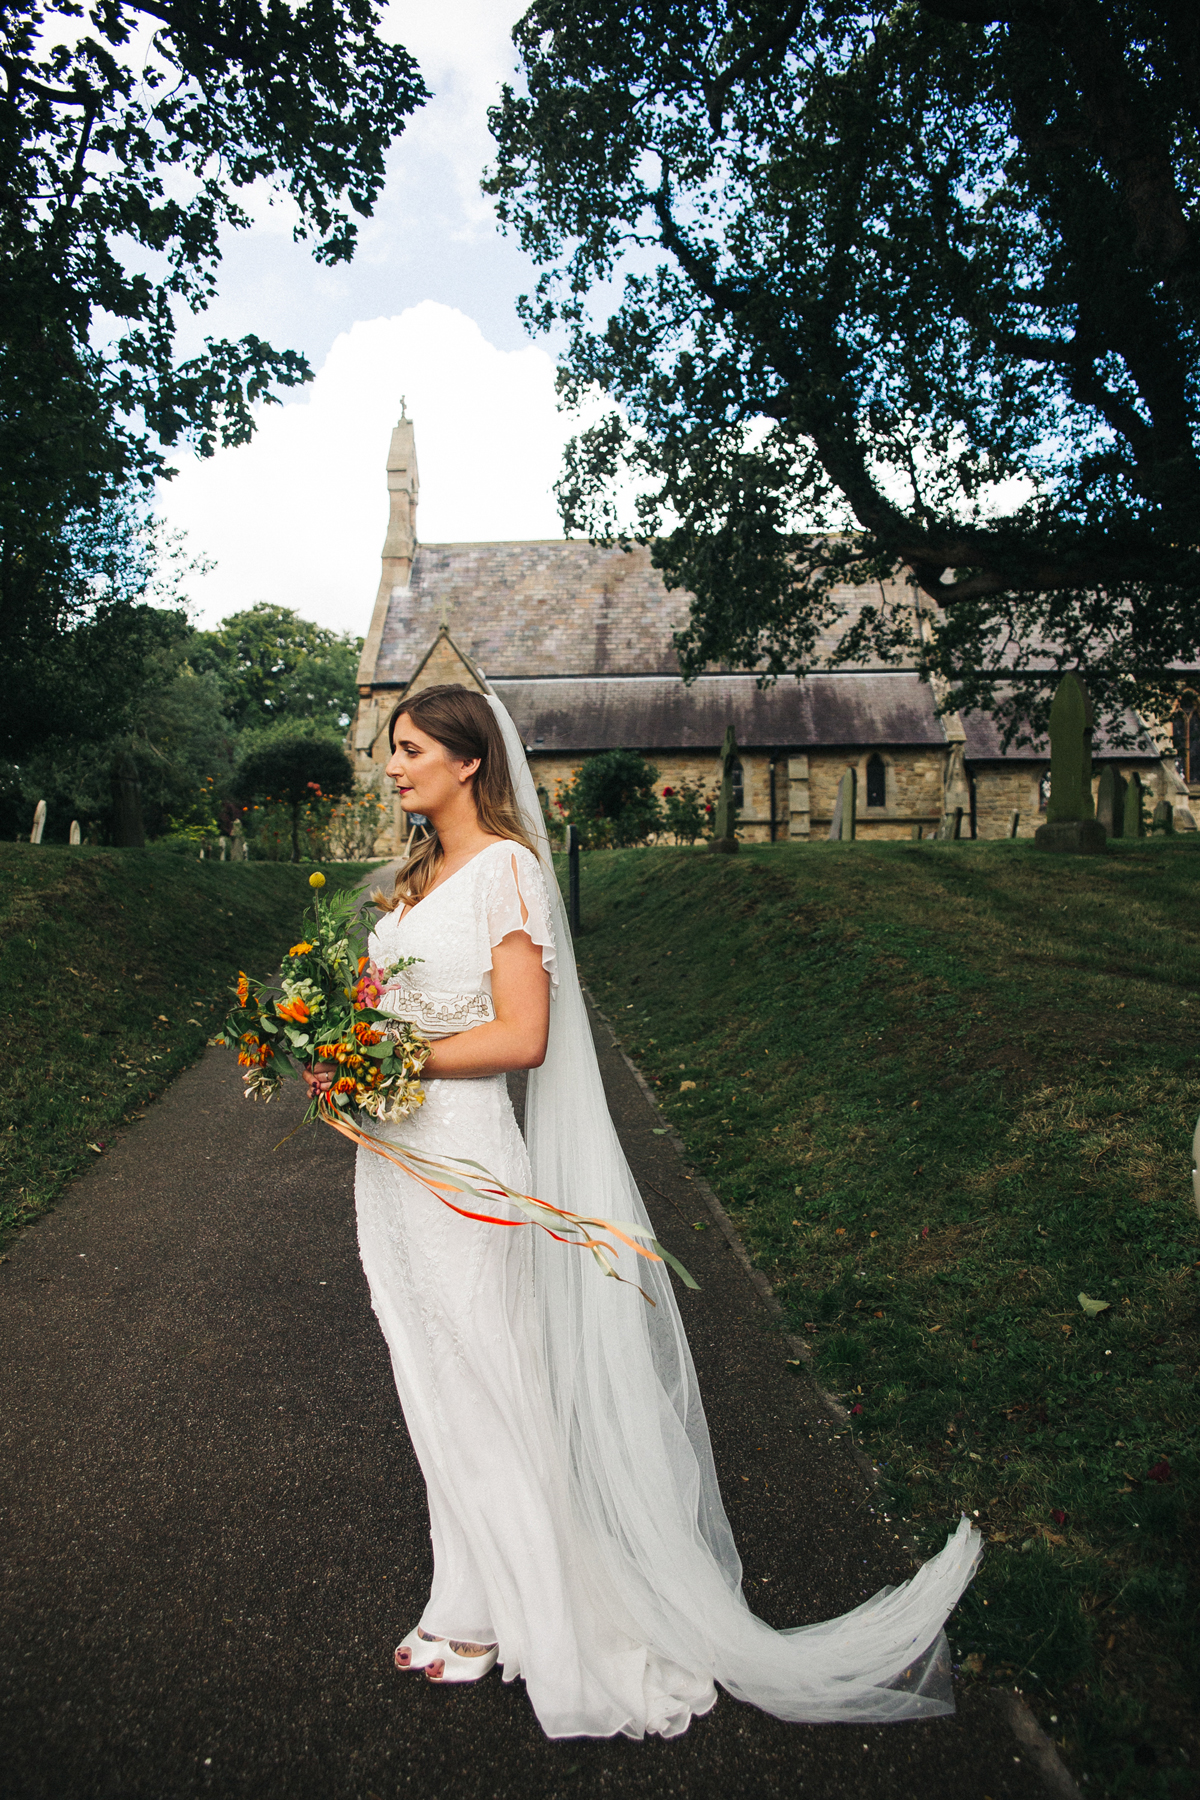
[660,779,714,845]
[555,750,663,848]
[236,734,353,862]
[327,786,390,860]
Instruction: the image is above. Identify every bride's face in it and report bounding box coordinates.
[386,714,481,818]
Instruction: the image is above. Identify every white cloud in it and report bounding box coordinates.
[383,0,523,226]
[161,303,575,636]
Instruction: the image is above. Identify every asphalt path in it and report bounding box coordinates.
[1,1004,1067,1800]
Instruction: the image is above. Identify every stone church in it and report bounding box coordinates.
[351,414,1181,853]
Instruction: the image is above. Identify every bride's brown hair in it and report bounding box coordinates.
[372,684,539,911]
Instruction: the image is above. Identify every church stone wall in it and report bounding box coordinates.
[531,750,793,842]
[972,766,1044,839]
[807,751,946,838]
[970,760,1175,840]
[531,748,949,843]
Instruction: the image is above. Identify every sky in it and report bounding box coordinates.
[159,0,581,637]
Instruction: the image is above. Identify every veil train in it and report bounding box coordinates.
[484,689,982,1728]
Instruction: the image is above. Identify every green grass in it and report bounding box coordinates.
[0,844,371,1246]
[562,837,1200,1798]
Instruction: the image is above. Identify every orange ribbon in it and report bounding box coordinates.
[315,1098,698,1302]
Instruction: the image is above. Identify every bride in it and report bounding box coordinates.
[304,682,981,1741]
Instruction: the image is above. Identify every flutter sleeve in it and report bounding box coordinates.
[484,844,559,988]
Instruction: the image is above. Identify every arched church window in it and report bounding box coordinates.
[1171,691,1200,785]
[731,761,744,809]
[866,753,886,808]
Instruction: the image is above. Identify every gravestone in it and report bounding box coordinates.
[230,820,249,861]
[29,800,46,845]
[1009,810,1020,838]
[1123,772,1145,839]
[1034,673,1106,853]
[69,820,81,845]
[1151,798,1174,835]
[828,768,857,842]
[1096,765,1127,838]
[708,724,740,853]
[110,751,146,849]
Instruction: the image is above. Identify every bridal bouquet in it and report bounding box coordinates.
[214,872,430,1123]
[216,874,696,1303]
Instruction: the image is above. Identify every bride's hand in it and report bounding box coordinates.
[302,1060,337,1096]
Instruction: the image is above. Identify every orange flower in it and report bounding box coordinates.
[357,956,369,973]
[289,941,314,956]
[236,973,249,1005]
[334,1076,356,1094]
[276,997,310,1024]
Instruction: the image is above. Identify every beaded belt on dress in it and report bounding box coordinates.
[378,984,495,1040]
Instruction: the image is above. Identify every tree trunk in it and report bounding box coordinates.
[110,752,146,848]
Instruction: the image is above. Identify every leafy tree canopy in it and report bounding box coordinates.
[0,492,195,759]
[192,603,363,734]
[2,611,232,841]
[1,0,426,741]
[488,1,1200,733]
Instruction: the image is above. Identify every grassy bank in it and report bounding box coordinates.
[564,838,1199,1798]
[0,845,371,1246]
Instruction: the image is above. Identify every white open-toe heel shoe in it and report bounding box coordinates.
[394,1627,445,1671]
[425,1640,499,1684]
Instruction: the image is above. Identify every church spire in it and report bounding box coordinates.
[357,408,419,691]
[380,406,419,581]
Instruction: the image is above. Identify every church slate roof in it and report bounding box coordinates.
[369,542,912,685]
[961,708,1161,760]
[490,673,947,752]
[373,542,685,682]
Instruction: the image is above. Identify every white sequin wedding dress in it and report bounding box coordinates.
[354,700,982,1743]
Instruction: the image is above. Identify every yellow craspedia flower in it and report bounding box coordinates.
[309,871,326,889]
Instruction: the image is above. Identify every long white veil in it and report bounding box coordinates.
[485,691,982,1725]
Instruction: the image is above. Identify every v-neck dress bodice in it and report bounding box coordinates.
[361,840,555,1168]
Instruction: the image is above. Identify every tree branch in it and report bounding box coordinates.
[701,1,808,130]
[0,59,98,106]
[1014,0,1194,277]
[649,178,914,543]
[920,1,1012,21]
